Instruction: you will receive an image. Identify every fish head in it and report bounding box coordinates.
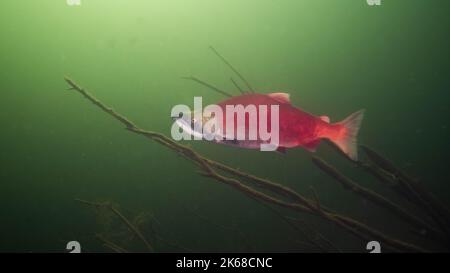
[173,109,203,139]
[173,109,223,141]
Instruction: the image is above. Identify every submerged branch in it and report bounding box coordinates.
[209,46,254,92]
[75,198,154,252]
[312,156,444,243]
[95,234,130,253]
[182,76,233,97]
[230,77,245,95]
[361,146,450,240]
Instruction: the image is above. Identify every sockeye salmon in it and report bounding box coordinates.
[175,92,364,161]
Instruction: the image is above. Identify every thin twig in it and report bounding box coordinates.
[361,146,450,239]
[286,216,342,253]
[312,156,445,243]
[230,77,245,94]
[75,198,154,252]
[309,186,322,211]
[95,234,130,253]
[209,46,254,92]
[182,76,233,97]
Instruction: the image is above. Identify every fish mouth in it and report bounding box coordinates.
[173,113,225,142]
[174,115,204,139]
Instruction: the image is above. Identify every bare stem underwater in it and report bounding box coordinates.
[75,198,154,252]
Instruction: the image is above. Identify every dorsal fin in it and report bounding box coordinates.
[267,92,291,104]
[320,116,330,123]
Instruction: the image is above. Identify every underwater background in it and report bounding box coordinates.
[0,0,449,252]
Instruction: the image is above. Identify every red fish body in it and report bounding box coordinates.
[211,92,364,160]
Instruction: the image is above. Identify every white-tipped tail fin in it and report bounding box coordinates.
[331,109,365,161]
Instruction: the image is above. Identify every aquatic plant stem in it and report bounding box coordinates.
[95,234,130,253]
[182,76,233,97]
[209,46,254,92]
[360,146,450,243]
[312,156,444,243]
[230,77,245,94]
[64,77,427,252]
[75,198,154,252]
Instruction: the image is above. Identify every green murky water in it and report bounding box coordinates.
[0,0,449,252]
